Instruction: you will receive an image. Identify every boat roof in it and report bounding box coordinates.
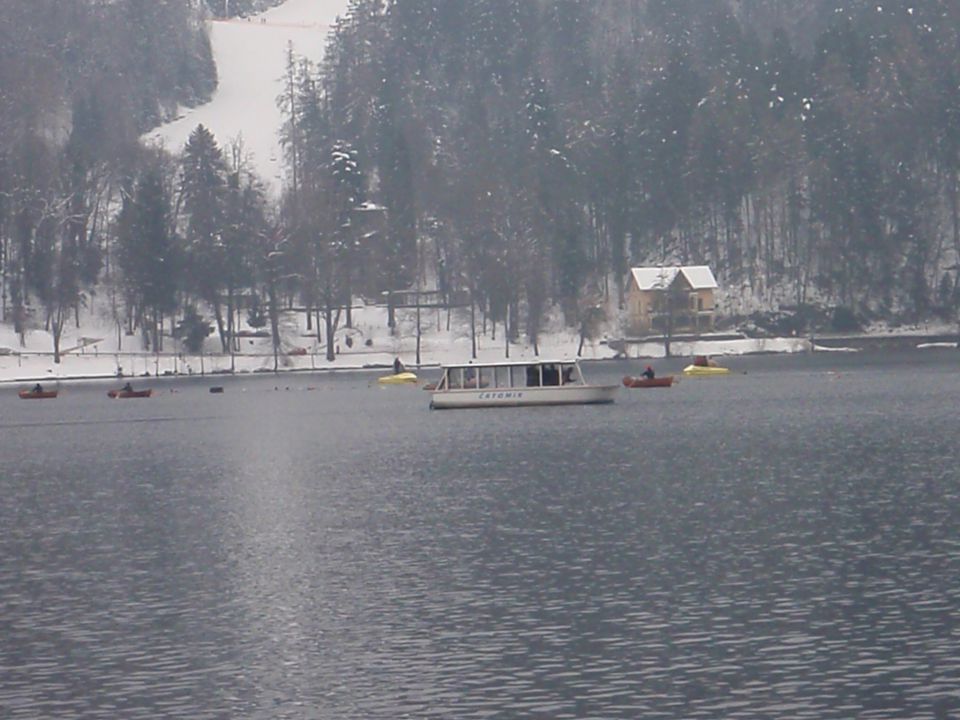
[441,358,579,369]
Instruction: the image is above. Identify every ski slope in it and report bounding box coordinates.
[148,0,348,196]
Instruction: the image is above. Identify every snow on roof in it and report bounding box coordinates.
[630,266,718,291]
[680,265,719,289]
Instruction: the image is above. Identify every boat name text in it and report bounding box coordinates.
[478,391,524,400]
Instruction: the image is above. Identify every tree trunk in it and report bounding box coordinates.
[52,304,64,364]
[324,306,335,361]
[268,278,281,373]
[345,272,353,328]
[151,308,160,354]
[470,292,477,359]
[213,300,227,353]
[226,286,235,354]
[503,303,509,359]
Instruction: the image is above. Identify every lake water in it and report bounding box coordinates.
[1,350,959,719]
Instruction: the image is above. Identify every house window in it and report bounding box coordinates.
[698,297,704,311]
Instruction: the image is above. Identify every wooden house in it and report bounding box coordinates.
[626,266,718,335]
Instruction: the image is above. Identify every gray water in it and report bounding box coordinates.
[1,350,959,719]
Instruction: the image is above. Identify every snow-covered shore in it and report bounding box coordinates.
[0,301,819,386]
[9,308,960,386]
[0,309,608,385]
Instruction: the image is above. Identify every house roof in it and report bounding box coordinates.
[630,265,718,291]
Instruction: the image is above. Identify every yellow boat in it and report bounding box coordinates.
[682,364,732,376]
[378,371,419,385]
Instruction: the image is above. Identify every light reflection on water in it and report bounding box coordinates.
[1,351,959,719]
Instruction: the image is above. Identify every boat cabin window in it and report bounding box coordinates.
[526,364,541,387]
[440,363,580,390]
[542,364,561,386]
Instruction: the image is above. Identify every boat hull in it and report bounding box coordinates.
[622,375,674,388]
[108,389,153,398]
[19,390,58,399]
[430,384,618,409]
[682,365,731,376]
[378,371,418,385]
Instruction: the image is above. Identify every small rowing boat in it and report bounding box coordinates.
[622,375,674,388]
[107,388,153,398]
[378,371,418,385]
[19,389,58,399]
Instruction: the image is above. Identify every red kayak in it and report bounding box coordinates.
[19,389,58,399]
[107,389,153,399]
[622,375,674,388]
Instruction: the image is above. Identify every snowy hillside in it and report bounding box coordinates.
[148,0,348,195]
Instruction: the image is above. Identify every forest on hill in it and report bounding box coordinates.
[0,0,217,359]
[2,0,960,363]
[309,0,960,335]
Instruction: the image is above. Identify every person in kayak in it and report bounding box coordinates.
[393,357,405,374]
[121,382,134,393]
[32,383,44,394]
[641,365,656,380]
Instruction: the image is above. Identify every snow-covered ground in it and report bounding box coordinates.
[0,298,825,385]
[147,0,349,195]
[0,304,587,384]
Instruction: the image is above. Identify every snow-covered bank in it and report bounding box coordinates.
[0,301,608,385]
[148,0,348,195]
[0,297,806,385]
[11,297,960,385]
[0,315,810,386]
[613,336,813,359]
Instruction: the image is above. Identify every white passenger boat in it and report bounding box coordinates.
[429,359,618,409]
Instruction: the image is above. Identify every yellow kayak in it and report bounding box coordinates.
[683,364,732,376]
[378,371,419,385]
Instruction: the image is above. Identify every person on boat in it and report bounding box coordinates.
[693,355,708,367]
[641,365,656,380]
[31,383,43,394]
[562,366,574,384]
[542,364,560,386]
[526,365,541,387]
[393,357,405,374]
[121,382,134,393]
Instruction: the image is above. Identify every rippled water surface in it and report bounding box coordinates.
[2,351,959,719]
